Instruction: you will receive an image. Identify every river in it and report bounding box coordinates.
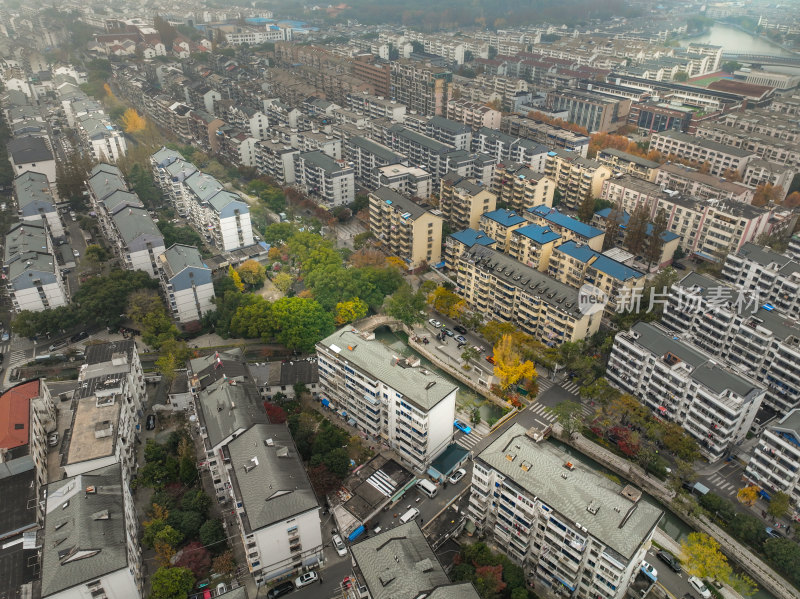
[680,23,796,57]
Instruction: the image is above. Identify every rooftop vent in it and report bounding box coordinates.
[587,500,599,515]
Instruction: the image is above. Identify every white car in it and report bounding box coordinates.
[428,318,441,328]
[295,571,318,588]
[688,576,711,599]
[332,534,347,557]
[448,468,466,484]
[73,249,80,257]
[641,560,657,580]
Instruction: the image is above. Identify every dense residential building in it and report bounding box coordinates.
[222,424,323,584]
[591,208,681,267]
[4,220,69,312]
[653,163,755,204]
[649,130,754,177]
[345,136,405,189]
[472,128,549,171]
[444,228,497,271]
[7,135,56,183]
[249,360,320,401]
[14,170,65,238]
[345,92,405,121]
[600,175,773,257]
[501,114,590,156]
[721,243,800,320]
[546,88,632,133]
[607,321,766,461]
[547,240,646,315]
[293,151,355,207]
[596,148,659,181]
[456,245,602,344]
[76,113,128,163]
[526,206,605,251]
[543,149,612,209]
[628,100,693,134]
[663,272,800,415]
[492,163,555,212]
[349,522,481,599]
[447,99,502,130]
[479,208,528,252]
[369,187,443,270]
[316,326,458,470]
[426,116,472,151]
[390,60,453,116]
[40,464,142,599]
[375,164,434,198]
[439,172,497,231]
[157,244,215,324]
[507,224,562,271]
[745,410,800,515]
[470,425,663,599]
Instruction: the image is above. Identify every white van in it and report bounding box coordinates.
[417,479,438,499]
[400,508,420,524]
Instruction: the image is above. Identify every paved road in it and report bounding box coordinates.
[644,547,695,599]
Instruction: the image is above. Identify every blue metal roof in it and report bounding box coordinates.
[555,240,598,264]
[591,254,644,282]
[449,228,496,248]
[596,208,679,242]
[514,224,561,245]
[528,206,603,239]
[482,209,526,227]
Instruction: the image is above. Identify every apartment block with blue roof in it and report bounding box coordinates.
[526,205,606,251]
[445,228,496,271]
[478,208,527,252]
[508,224,562,272]
[592,207,681,267]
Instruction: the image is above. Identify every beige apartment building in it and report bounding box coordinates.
[649,130,754,177]
[456,245,602,345]
[596,148,660,181]
[544,149,612,209]
[492,163,555,212]
[439,172,497,231]
[369,187,443,270]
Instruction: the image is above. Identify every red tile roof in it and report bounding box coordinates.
[0,380,40,450]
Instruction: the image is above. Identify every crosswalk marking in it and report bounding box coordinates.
[8,348,31,366]
[561,381,581,395]
[536,378,581,396]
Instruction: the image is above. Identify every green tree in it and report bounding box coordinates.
[271,297,335,351]
[181,490,211,515]
[272,272,293,294]
[577,190,595,222]
[461,346,480,364]
[674,71,689,81]
[150,566,195,599]
[645,208,668,267]
[767,490,791,519]
[548,401,584,438]
[602,202,623,251]
[384,283,427,327]
[84,244,109,265]
[625,202,649,256]
[721,60,742,73]
[229,296,274,338]
[155,524,183,548]
[179,454,198,485]
[199,519,226,548]
[763,538,800,586]
[263,222,297,245]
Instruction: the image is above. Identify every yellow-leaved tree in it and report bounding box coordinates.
[736,485,759,507]
[428,286,466,319]
[493,334,537,390]
[228,265,244,292]
[334,297,368,325]
[121,108,147,133]
[680,532,732,581]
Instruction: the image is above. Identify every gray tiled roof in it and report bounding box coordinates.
[318,327,457,412]
[111,206,163,246]
[227,424,318,532]
[161,244,207,276]
[348,136,404,163]
[655,130,754,158]
[477,425,663,559]
[350,521,470,599]
[299,150,347,174]
[40,464,130,597]
[7,136,52,164]
[371,186,429,220]
[195,372,268,450]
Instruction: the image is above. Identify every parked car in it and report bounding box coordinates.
[48,432,59,447]
[485,355,496,365]
[49,340,67,352]
[448,468,466,484]
[656,550,682,573]
[72,249,80,257]
[765,527,783,539]
[295,571,318,588]
[267,581,294,598]
[641,560,657,580]
[428,318,441,328]
[454,419,472,434]
[453,325,467,334]
[455,335,467,344]
[333,534,347,557]
[146,414,156,430]
[70,331,88,343]
[1,332,8,342]
[673,261,686,270]
[0,353,3,364]
[442,328,454,337]
[688,576,711,599]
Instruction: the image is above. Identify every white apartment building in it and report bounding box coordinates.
[663,272,800,415]
[470,425,663,599]
[254,140,298,185]
[222,424,322,584]
[4,221,68,312]
[40,464,142,599]
[157,244,215,324]
[544,149,612,210]
[745,410,800,515]
[607,322,765,461]
[425,116,473,151]
[446,99,502,130]
[344,136,405,189]
[649,130,754,177]
[76,114,127,163]
[293,151,355,207]
[492,163,555,213]
[376,164,433,198]
[721,243,800,320]
[473,128,550,172]
[345,93,406,121]
[150,148,199,215]
[316,327,457,471]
